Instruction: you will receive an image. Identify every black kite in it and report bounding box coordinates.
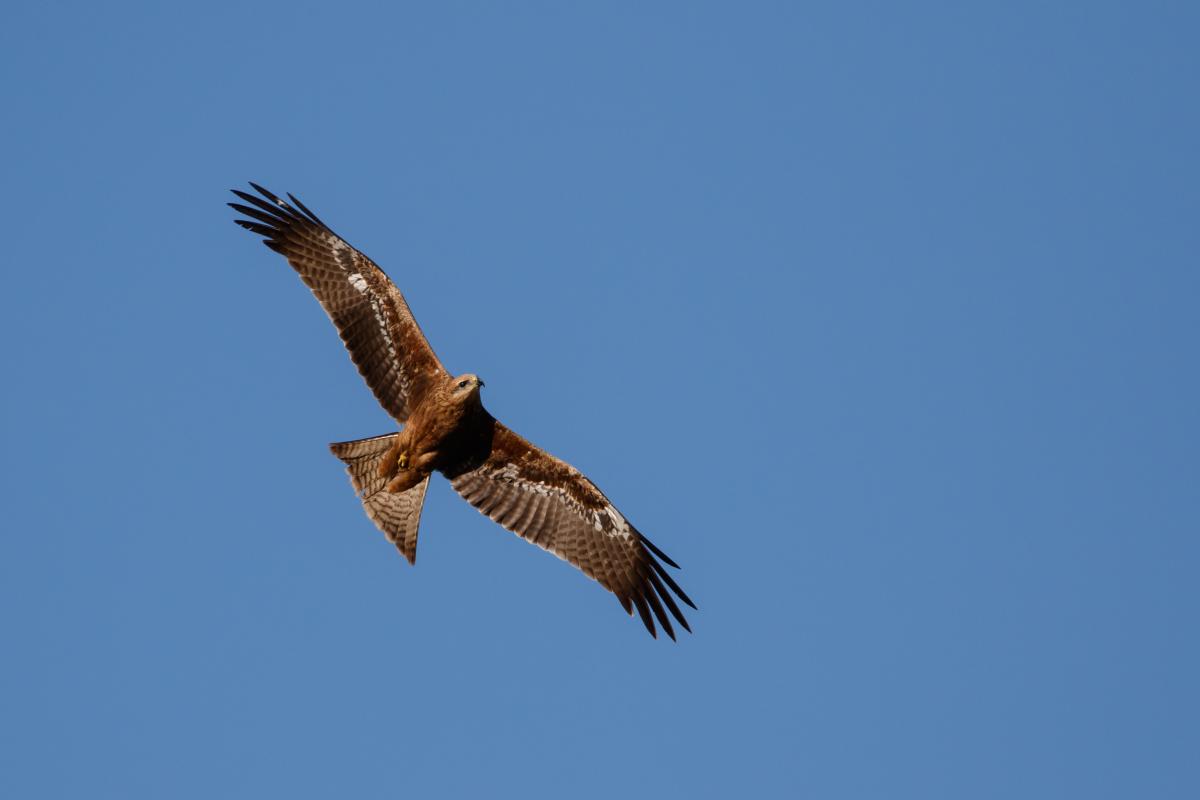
[230,184,694,639]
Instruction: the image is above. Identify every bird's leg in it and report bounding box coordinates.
[385,451,438,493]
[378,445,400,478]
[378,434,409,479]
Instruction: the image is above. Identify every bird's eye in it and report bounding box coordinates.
[458,380,469,389]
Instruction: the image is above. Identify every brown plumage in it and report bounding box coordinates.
[230,183,694,639]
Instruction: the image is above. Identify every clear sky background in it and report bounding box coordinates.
[2,2,1197,797]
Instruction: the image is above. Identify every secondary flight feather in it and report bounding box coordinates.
[230,183,694,639]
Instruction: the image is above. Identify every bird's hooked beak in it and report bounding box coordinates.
[478,378,486,388]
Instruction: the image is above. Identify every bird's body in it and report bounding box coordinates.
[230,183,694,639]
[377,373,485,493]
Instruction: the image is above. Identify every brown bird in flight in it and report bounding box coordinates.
[230,183,694,639]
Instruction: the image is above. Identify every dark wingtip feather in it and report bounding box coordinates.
[248,181,286,207]
[229,202,287,229]
[288,192,328,228]
[648,556,697,610]
[632,593,657,638]
[234,220,277,237]
[231,189,292,222]
[639,533,680,569]
[647,568,691,633]
[230,183,341,251]
[642,587,676,641]
[231,184,340,244]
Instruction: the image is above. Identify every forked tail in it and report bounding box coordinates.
[329,433,430,565]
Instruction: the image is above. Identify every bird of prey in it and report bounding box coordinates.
[230,183,694,639]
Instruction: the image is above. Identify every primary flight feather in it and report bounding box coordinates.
[230,183,694,639]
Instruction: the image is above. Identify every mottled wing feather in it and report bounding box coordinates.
[447,423,695,639]
[230,183,446,422]
[330,434,430,565]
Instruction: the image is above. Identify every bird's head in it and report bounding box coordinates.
[450,373,485,401]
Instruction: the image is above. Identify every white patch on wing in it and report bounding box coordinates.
[367,295,399,366]
[593,506,633,540]
[484,464,631,541]
[348,272,369,294]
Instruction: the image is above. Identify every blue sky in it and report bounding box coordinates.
[2,1,1197,797]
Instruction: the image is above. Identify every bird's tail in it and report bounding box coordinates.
[329,433,430,565]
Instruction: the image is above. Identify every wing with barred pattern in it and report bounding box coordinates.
[445,421,695,639]
[230,183,446,422]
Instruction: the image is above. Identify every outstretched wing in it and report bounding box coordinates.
[230,183,447,422]
[445,421,695,639]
